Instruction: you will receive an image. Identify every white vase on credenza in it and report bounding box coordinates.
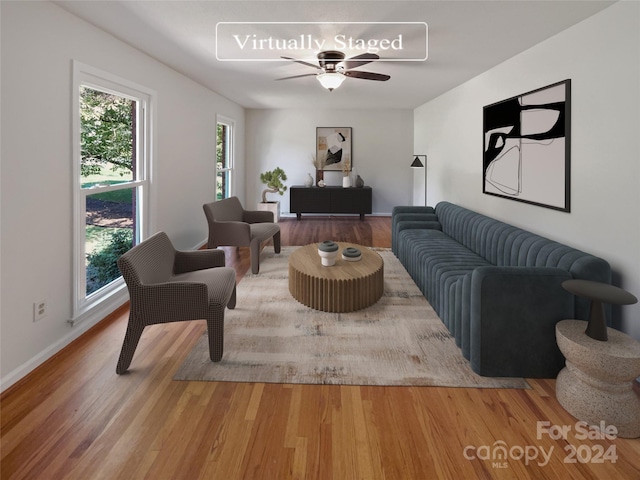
[304,173,314,187]
[342,175,351,188]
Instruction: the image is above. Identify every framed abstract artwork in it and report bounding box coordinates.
[483,79,571,212]
[316,127,352,171]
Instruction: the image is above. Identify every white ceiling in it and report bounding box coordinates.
[55,0,615,109]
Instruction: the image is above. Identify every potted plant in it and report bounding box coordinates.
[258,167,287,222]
[311,154,326,186]
[342,158,352,188]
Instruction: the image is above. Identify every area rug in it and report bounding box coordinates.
[174,247,529,389]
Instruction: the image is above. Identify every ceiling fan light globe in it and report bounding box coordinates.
[317,72,345,91]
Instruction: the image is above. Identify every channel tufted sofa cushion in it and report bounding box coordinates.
[393,201,612,378]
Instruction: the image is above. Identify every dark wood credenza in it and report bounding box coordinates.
[290,186,372,220]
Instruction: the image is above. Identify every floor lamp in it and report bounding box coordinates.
[411,155,427,206]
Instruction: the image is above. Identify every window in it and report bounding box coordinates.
[216,115,234,200]
[72,62,154,322]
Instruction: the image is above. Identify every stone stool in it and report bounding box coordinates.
[555,320,640,438]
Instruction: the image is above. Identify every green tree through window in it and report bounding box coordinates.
[216,118,234,200]
[80,87,136,295]
[72,63,153,323]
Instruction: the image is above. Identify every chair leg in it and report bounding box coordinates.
[116,316,145,374]
[206,309,225,362]
[273,230,281,254]
[250,240,260,274]
[228,284,237,310]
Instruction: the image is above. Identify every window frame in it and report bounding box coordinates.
[71,61,156,325]
[216,114,235,199]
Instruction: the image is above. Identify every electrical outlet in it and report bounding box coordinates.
[33,300,46,322]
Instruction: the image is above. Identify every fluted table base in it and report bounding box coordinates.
[289,243,384,313]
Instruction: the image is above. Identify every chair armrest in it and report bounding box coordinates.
[174,249,226,274]
[137,282,209,322]
[210,221,251,245]
[243,209,274,224]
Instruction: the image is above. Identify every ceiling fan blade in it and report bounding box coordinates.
[280,56,321,70]
[344,70,390,81]
[275,73,319,81]
[343,53,380,70]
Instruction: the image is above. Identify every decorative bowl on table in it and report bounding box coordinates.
[342,247,362,262]
[318,241,339,266]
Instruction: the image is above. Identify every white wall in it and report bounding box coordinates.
[0,1,245,389]
[245,109,413,215]
[414,2,640,339]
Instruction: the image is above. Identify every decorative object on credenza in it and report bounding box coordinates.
[483,79,571,212]
[411,155,427,206]
[355,175,364,188]
[311,153,326,186]
[317,127,352,172]
[258,167,288,222]
[342,158,352,188]
[342,247,362,262]
[317,240,339,266]
[317,179,325,187]
[561,279,638,341]
[304,173,314,187]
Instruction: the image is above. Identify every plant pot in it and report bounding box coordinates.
[257,201,280,223]
[343,176,351,188]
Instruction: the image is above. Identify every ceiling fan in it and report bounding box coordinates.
[277,50,391,91]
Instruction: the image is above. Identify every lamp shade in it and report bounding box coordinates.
[410,156,424,168]
[316,73,345,91]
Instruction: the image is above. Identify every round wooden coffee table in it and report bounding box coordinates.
[288,243,384,313]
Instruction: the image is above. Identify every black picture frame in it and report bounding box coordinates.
[316,127,352,171]
[483,79,571,212]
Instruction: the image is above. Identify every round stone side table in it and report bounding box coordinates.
[561,279,638,341]
[555,320,640,438]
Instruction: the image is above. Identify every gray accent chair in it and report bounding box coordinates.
[203,196,281,274]
[116,231,236,374]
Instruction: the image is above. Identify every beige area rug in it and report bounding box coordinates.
[174,247,529,389]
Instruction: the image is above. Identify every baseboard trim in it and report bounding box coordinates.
[1,291,128,393]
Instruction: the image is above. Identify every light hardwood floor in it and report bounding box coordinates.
[2,216,639,479]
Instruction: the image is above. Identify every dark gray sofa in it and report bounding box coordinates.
[392,202,612,378]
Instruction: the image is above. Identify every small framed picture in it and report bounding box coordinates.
[316,127,352,171]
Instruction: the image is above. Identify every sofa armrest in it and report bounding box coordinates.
[391,213,440,254]
[392,206,435,216]
[396,220,442,232]
[174,249,226,274]
[393,213,438,231]
[469,266,574,378]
